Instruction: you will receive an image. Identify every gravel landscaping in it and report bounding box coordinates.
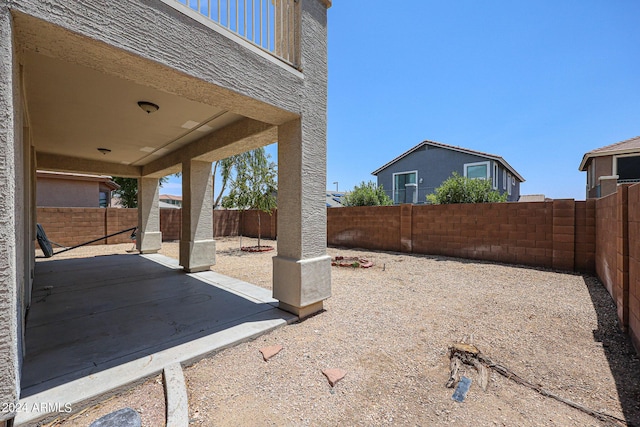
[44,238,640,426]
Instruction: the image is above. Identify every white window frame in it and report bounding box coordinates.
[507,174,512,196]
[503,170,507,190]
[492,163,499,189]
[392,170,418,204]
[463,161,490,180]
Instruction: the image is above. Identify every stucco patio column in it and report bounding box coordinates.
[273,119,331,318]
[0,7,20,424]
[272,0,332,318]
[180,159,215,272]
[137,177,162,254]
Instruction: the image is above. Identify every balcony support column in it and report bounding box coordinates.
[272,0,332,318]
[137,177,162,254]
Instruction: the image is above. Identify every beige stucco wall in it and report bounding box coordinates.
[36,178,100,207]
[0,6,22,421]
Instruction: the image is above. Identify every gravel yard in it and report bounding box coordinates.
[44,238,640,426]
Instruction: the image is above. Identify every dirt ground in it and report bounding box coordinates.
[43,238,640,427]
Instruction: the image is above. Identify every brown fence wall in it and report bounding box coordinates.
[239,210,277,239]
[104,208,138,244]
[160,209,182,241]
[40,203,596,272]
[595,193,618,298]
[327,206,402,252]
[329,201,595,273]
[627,185,640,350]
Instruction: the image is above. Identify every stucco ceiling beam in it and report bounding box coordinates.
[141,118,277,177]
[36,153,142,178]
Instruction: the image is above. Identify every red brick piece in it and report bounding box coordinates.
[322,368,347,387]
[259,345,283,361]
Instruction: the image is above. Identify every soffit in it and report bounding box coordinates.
[23,51,243,168]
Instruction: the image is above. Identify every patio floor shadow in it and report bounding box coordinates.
[21,253,294,399]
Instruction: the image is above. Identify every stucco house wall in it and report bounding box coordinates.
[374,143,522,203]
[36,172,117,208]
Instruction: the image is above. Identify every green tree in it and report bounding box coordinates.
[221,148,277,248]
[212,155,243,208]
[343,181,393,206]
[112,176,168,208]
[426,172,507,204]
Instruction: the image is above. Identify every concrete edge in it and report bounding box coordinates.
[163,363,189,427]
[192,270,277,304]
[16,316,290,426]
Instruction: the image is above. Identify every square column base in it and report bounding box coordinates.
[278,301,324,319]
[137,231,162,254]
[180,239,216,273]
[273,255,331,317]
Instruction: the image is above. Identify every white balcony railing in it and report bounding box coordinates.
[175,0,300,68]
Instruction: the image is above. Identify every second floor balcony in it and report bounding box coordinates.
[168,0,300,69]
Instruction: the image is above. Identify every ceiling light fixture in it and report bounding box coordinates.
[97,148,111,155]
[137,101,159,114]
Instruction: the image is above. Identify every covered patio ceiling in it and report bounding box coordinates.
[14,12,294,178]
[24,51,243,168]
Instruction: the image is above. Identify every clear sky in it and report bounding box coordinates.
[326,0,639,200]
[164,1,640,201]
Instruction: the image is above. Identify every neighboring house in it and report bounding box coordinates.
[518,194,549,203]
[326,191,346,207]
[36,171,119,207]
[579,136,640,199]
[1,0,332,422]
[372,140,525,203]
[159,194,182,207]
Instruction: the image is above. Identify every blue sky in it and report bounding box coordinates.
[165,1,640,200]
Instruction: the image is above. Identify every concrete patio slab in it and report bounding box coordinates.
[16,253,295,426]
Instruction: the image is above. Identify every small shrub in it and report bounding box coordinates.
[427,172,507,204]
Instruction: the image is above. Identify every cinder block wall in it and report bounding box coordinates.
[160,209,181,241]
[575,200,596,272]
[327,206,402,252]
[37,208,108,247]
[628,184,640,351]
[329,201,595,273]
[596,193,618,297]
[105,208,137,244]
[239,210,277,239]
[412,202,555,268]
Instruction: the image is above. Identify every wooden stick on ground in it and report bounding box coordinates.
[447,343,632,427]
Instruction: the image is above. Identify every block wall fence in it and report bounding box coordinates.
[36,182,639,351]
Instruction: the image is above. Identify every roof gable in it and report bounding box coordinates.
[371,140,525,182]
[579,136,640,171]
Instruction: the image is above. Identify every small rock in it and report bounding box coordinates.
[259,345,283,361]
[322,368,347,387]
[89,408,141,427]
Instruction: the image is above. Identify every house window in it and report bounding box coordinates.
[492,163,499,189]
[464,161,490,180]
[99,191,108,208]
[507,174,512,196]
[503,170,507,190]
[615,155,640,182]
[393,171,417,204]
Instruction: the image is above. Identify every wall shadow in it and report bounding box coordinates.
[583,275,640,425]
